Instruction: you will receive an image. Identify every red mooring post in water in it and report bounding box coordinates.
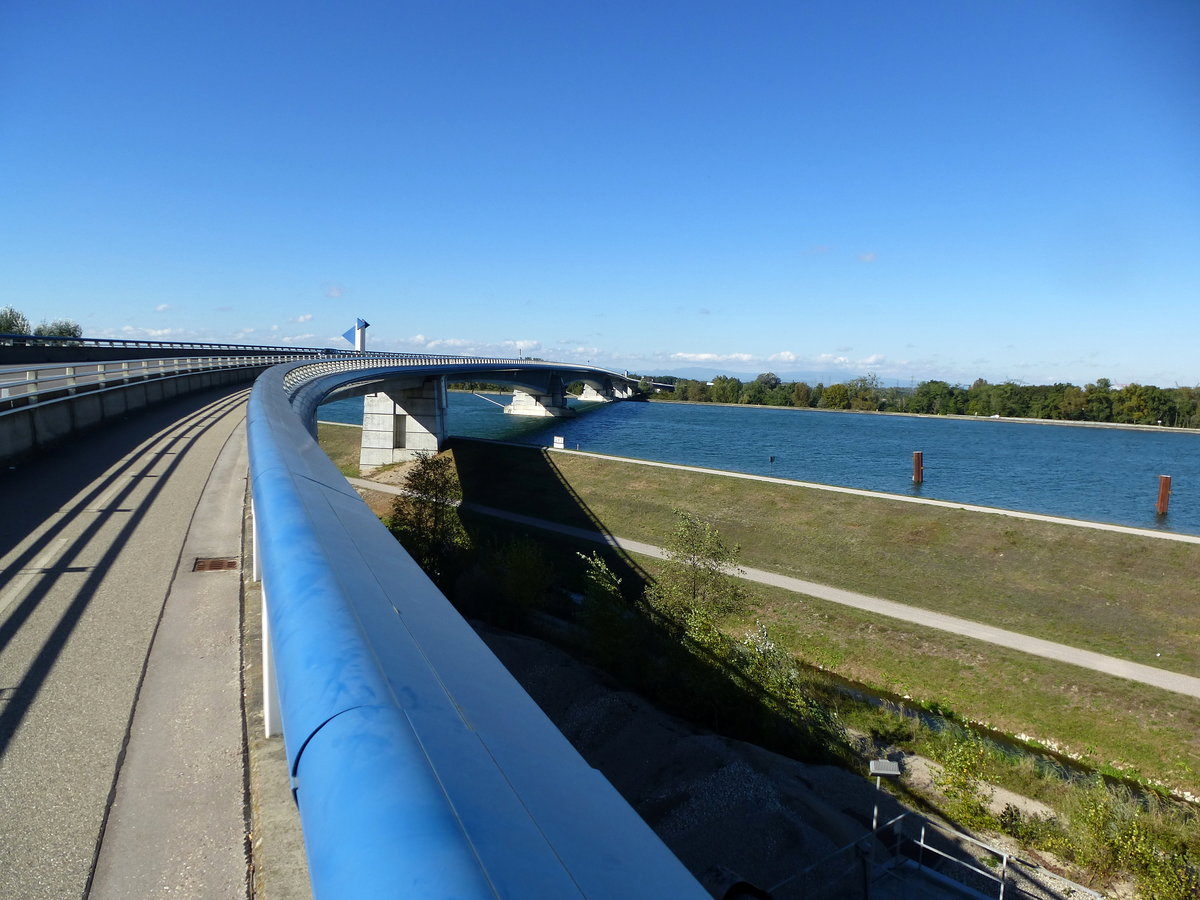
[912,451,924,484]
[1156,475,1172,516]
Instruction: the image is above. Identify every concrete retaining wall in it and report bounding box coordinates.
[0,367,264,466]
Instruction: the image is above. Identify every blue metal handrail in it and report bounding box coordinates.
[247,358,707,899]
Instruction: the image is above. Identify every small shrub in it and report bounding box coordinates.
[933,733,996,829]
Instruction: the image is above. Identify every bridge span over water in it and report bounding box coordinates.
[281,352,658,470]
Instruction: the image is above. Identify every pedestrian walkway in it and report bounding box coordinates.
[0,388,251,899]
[348,476,1200,700]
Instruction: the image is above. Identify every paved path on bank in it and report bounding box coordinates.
[349,477,1200,700]
[0,388,251,900]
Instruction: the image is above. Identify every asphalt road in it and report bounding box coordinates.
[0,387,251,900]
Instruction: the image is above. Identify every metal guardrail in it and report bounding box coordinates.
[247,357,709,899]
[777,811,1103,899]
[0,332,340,354]
[0,355,313,413]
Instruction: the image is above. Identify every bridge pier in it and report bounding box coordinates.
[505,387,576,417]
[359,378,448,470]
[578,383,611,402]
[611,380,636,399]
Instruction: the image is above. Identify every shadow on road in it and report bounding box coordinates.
[0,388,248,755]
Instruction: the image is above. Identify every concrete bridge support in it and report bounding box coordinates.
[578,383,612,402]
[360,377,447,470]
[505,387,575,417]
[611,380,636,400]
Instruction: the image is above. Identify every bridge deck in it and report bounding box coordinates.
[0,387,254,899]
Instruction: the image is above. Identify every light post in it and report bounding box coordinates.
[869,758,901,829]
[863,758,901,899]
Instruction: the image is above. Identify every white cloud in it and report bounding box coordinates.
[325,283,345,299]
[154,304,170,313]
[768,351,797,363]
[817,353,852,366]
[292,313,313,323]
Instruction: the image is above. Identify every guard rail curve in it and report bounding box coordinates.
[247,358,707,899]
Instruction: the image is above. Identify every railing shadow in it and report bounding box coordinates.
[0,388,248,756]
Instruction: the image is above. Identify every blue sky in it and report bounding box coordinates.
[2,1,1197,386]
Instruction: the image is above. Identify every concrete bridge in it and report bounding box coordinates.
[284,354,653,469]
[0,336,702,899]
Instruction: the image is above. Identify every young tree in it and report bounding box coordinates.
[645,510,746,624]
[387,452,468,586]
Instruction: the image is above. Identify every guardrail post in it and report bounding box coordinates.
[262,591,282,737]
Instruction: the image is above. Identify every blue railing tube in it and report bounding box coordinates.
[249,376,494,895]
[294,706,498,896]
[247,361,710,899]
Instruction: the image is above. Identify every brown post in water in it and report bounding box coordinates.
[1156,475,1172,516]
[912,451,924,484]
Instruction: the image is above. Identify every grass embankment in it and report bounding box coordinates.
[440,439,1200,795]
[315,421,363,477]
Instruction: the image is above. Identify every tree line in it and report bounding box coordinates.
[649,372,1200,428]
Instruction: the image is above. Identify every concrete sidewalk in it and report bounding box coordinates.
[0,388,259,899]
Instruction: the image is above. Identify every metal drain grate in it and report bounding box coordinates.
[193,557,239,572]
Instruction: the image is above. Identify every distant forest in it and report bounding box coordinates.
[639,373,1200,429]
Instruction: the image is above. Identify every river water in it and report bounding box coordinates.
[319,393,1200,536]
